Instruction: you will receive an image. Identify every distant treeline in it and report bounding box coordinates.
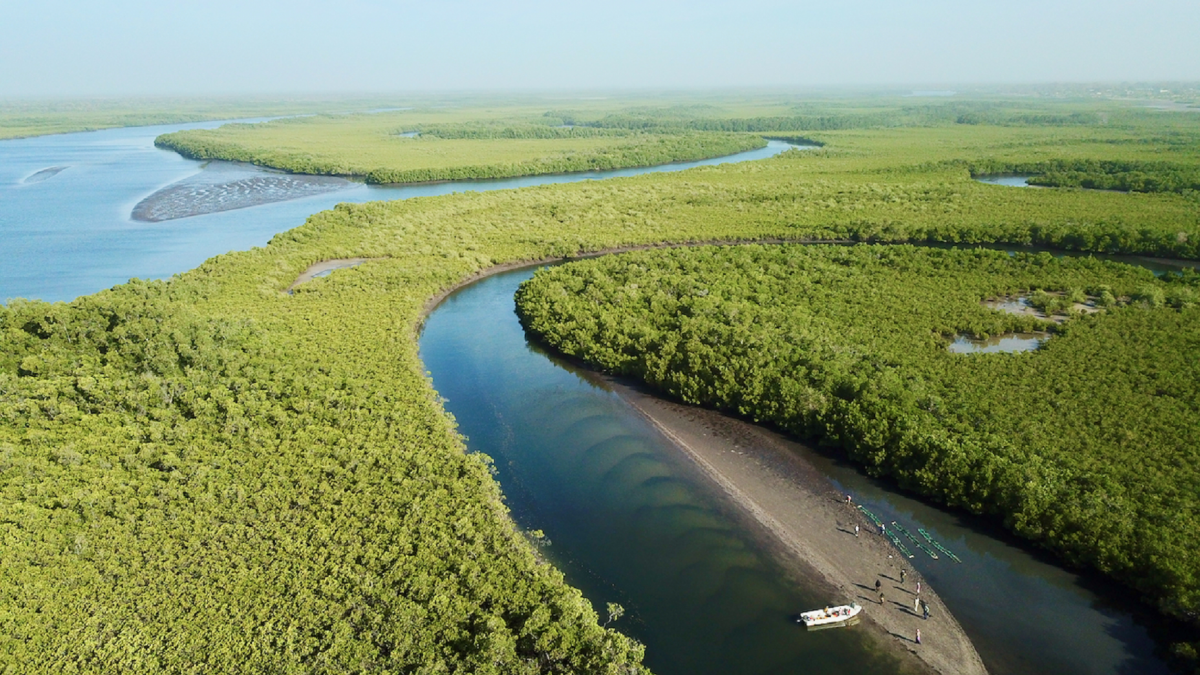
[544,102,1109,134]
[365,133,764,184]
[155,128,765,185]
[419,123,634,140]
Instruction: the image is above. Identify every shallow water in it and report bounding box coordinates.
[975,175,1034,187]
[989,296,1033,315]
[948,333,1048,354]
[805,444,1172,675]
[420,267,1172,675]
[0,123,802,303]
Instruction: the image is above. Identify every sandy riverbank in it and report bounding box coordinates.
[608,380,988,675]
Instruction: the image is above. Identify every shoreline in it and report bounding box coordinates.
[157,137,784,188]
[131,165,355,223]
[606,379,988,675]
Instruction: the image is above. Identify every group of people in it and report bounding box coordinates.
[876,574,930,643]
[854,494,930,647]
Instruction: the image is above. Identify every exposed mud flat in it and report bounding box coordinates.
[287,258,376,292]
[985,294,1101,323]
[23,166,68,183]
[132,162,354,222]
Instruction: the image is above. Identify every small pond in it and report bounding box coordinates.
[948,333,1049,354]
[974,175,1035,187]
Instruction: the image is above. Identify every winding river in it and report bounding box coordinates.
[1,120,1178,674]
[0,121,799,303]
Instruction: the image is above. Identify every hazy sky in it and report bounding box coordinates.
[3,0,1197,97]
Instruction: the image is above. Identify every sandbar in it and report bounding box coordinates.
[132,163,354,222]
[607,380,989,675]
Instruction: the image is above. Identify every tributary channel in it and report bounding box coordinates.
[1,120,1178,674]
[419,266,1172,675]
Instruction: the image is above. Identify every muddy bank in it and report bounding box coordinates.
[132,162,354,222]
[287,258,377,292]
[609,381,988,675]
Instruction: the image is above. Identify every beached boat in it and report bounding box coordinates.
[797,603,863,630]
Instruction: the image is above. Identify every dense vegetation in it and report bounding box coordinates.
[5,94,1200,671]
[154,113,766,185]
[963,158,1200,195]
[0,258,649,673]
[515,245,1200,622]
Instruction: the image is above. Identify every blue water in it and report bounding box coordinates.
[0,123,800,303]
[976,175,1034,187]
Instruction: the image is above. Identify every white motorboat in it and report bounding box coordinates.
[797,602,862,629]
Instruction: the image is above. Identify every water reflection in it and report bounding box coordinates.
[975,175,1034,187]
[420,269,910,675]
[948,333,1048,354]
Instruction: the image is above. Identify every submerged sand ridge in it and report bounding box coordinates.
[23,166,68,183]
[132,161,354,222]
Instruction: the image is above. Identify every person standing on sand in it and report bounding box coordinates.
[916,581,921,596]
[875,579,881,593]
[854,524,860,537]
[879,592,885,606]
[846,494,853,505]
[923,601,930,620]
[914,596,921,613]
[916,628,921,644]
[900,568,906,583]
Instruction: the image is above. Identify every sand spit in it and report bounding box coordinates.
[610,382,988,675]
[132,162,354,222]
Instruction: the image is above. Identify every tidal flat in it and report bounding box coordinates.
[131,161,354,221]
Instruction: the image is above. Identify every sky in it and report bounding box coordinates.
[2,0,1198,97]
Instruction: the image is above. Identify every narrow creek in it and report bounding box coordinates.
[419,265,1172,675]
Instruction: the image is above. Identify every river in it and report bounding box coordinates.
[0,122,798,303]
[1,120,1176,674]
